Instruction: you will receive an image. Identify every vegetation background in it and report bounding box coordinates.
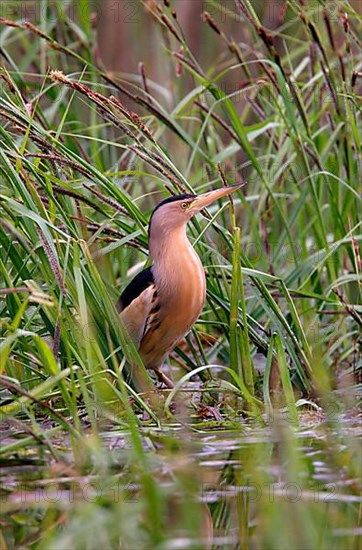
[0,1,361,549]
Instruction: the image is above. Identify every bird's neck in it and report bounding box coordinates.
[149,225,205,298]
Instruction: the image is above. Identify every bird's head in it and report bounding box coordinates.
[149,184,243,237]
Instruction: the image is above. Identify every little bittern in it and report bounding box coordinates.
[118,184,242,388]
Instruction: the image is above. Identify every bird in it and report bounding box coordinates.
[117,184,242,388]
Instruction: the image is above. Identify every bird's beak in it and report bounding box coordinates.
[191,183,243,211]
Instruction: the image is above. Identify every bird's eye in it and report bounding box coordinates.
[180,202,189,210]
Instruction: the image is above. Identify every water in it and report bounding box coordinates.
[1,408,361,549]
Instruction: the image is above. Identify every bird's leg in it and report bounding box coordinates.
[154,368,174,389]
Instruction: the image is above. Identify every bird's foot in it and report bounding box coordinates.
[155,369,174,389]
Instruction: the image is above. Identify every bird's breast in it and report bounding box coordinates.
[140,243,206,365]
[163,247,206,323]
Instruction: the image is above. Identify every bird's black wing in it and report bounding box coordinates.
[117,266,154,312]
